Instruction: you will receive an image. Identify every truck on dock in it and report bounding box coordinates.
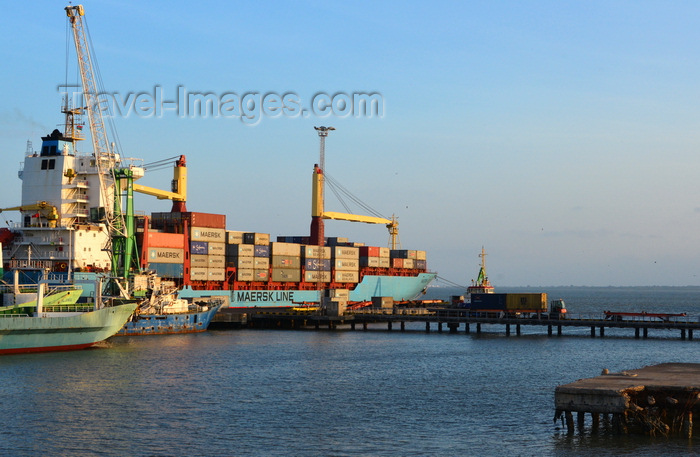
[460,293,567,319]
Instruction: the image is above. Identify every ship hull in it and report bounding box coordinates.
[0,303,138,355]
[178,273,436,308]
[116,303,222,336]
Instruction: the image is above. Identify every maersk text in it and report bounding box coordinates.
[235,291,294,302]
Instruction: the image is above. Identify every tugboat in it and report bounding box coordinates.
[464,247,495,303]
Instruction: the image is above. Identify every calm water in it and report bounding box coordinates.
[2,287,699,456]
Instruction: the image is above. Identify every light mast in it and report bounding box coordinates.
[310,126,335,246]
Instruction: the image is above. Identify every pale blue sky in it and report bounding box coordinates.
[3,1,700,286]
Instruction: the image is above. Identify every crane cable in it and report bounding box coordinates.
[324,172,388,220]
[435,275,468,289]
[84,18,124,160]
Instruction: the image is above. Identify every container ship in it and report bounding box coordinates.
[0,134,435,310]
[0,5,435,311]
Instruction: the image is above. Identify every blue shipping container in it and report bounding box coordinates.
[254,245,270,257]
[190,241,208,255]
[305,258,332,271]
[147,262,184,279]
[469,293,507,310]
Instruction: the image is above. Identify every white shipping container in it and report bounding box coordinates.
[208,242,226,255]
[403,258,415,269]
[253,257,270,269]
[271,242,302,256]
[147,247,184,264]
[334,271,359,283]
[332,246,359,259]
[190,254,209,267]
[379,257,391,268]
[227,231,245,244]
[302,245,331,259]
[325,288,350,299]
[227,257,255,269]
[334,258,359,270]
[360,257,380,267]
[226,244,255,257]
[190,267,208,281]
[237,269,255,281]
[208,268,225,281]
[208,255,225,268]
[379,247,390,258]
[191,227,226,243]
[304,270,331,282]
[416,250,426,261]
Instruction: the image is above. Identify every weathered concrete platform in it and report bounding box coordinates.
[555,363,700,436]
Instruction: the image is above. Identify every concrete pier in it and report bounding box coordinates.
[555,363,700,437]
[244,308,700,341]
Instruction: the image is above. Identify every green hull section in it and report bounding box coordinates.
[0,302,138,354]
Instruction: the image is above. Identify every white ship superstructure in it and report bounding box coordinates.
[1,108,132,273]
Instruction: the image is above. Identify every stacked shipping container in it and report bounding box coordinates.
[226,232,271,281]
[142,216,428,288]
[145,231,186,278]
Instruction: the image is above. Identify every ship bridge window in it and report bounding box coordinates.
[40,159,56,170]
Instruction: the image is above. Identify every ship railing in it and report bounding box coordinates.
[9,259,55,270]
[0,284,81,295]
[0,313,31,318]
[42,304,95,313]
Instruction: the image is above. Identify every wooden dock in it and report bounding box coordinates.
[555,363,700,436]
[240,308,700,340]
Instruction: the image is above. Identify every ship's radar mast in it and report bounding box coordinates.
[467,246,494,295]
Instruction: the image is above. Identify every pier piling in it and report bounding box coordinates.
[555,363,700,437]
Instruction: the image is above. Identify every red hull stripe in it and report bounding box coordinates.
[0,342,96,355]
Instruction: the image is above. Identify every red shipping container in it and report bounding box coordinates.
[146,232,186,249]
[359,246,380,257]
[151,211,226,229]
[391,258,404,268]
[184,212,226,229]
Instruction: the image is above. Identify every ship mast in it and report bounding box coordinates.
[467,246,494,295]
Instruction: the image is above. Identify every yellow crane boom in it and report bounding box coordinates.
[0,201,60,228]
[132,155,188,211]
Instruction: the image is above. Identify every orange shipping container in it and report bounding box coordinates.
[146,232,185,249]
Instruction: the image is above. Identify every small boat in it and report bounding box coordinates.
[117,290,224,336]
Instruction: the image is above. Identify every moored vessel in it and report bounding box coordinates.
[2,4,436,316]
[0,276,137,355]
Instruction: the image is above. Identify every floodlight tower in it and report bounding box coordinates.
[310,126,335,246]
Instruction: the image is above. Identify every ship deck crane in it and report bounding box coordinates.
[133,155,188,212]
[0,202,60,228]
[310,127,400,249]
[65,5,136,291]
